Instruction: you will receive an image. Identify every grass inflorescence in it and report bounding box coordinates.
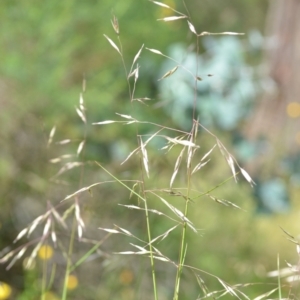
[1,1,297,300]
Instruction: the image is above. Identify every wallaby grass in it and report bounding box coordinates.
[0,1,299,300]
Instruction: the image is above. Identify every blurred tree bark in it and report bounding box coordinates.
[247,0,300,159]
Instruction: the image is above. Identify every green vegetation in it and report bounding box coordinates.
[0,1,299,300]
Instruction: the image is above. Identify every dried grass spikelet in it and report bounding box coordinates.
[111,15,119,35]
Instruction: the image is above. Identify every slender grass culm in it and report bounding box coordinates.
[94,1,254,299]
[2,1,292,300]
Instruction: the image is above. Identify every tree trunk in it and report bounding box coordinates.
[247,0,300,160]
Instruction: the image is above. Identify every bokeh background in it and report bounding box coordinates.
[0,0,300,299]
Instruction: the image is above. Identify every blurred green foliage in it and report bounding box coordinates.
[1,1,299,300]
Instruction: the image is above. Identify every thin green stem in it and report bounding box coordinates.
[173,175,191,300]
[69,233,112,273]
[173,7,199,298]
[192,174,237,201]
[95,161,158,300]
[61,217,76,300]
[277,253,282,299]
[117,36,132,100]
[173,126,196,299]
[116,33,158,299]
[143,192,158,300]
[47,264,56,291]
